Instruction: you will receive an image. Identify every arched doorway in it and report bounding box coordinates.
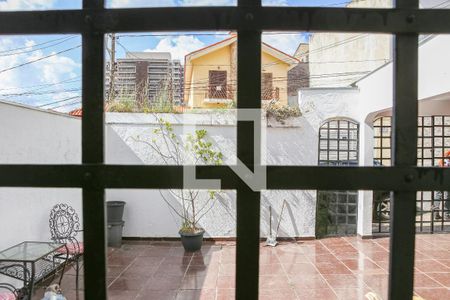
[316,119,359,238]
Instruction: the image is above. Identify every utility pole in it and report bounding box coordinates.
[106,33,116,103]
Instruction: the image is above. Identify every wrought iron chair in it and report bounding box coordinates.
[0,283,19,300]
[0,264,30,300]
[49,203,83,291]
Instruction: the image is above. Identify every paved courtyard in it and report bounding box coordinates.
[33,234,450,300]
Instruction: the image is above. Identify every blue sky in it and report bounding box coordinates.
[0,0,352,111]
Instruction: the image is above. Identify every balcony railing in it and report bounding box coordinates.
[262,87,280,101]
[203,85,280,103]
[204,84,234,103]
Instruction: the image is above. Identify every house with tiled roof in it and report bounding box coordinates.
[184,35,298,108]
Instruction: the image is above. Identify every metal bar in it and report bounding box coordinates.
[389,0,419,298]
[236,0,261,296]
[1,8,450,34]
[81,1,106,299]
[1,165,450,190]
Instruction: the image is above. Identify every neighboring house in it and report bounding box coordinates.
[305,0,447,88]
[106,52,184,105]
[287,43,310,106]
[184,35,298,108]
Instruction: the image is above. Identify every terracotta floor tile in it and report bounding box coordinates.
[108,276,148,291]
[259,288,298,300]
[33,237,450,300]
[259,263,286,276]
[120,264,158,278]
[107,265,127,278]
[217,275,235,289]
[180,274,218,289]
[341,258,386,274]
[413,272,443,288]
[259,275,292,290]
[136,289,177,300]
[415,287,450,300]
[315,261,353,275]
[155,263,189,276]
[185,265,219,277]
[323,274,363,289]
[176,289,216,300]
[425,272,450,287]
[216,288,235,300]
[283,262,319,276]
[107,290,139,300]
[190,255,220,266]
[295,287,338,300]
[438,259,450,268]
[289,274,329,290]
[276,253,309,264]
[107,255,136,266]
[415,259,450,273]
[333,287,373,300]
[144,275,183,290]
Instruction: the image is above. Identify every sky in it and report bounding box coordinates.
[0,0,354,111]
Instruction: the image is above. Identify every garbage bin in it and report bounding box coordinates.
[107,201,126,223]
[107,221,125,247]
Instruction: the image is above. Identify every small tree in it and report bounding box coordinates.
[138,118,223,233]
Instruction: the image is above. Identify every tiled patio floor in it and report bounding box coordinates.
[34,234,450,300]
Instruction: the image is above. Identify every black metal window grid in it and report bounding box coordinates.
[1,0,450,299]
[319,119,359,166]
[373,115,450,234]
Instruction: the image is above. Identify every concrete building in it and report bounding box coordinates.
[106,52,183,105]
[304,0,448,88]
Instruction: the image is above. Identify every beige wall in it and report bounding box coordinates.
[262,50,289,105]
[307,0,393,87]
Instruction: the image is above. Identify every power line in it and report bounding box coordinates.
[0,76,80,92]
[0,36,77,57]
[0,35,77,55]
[0,88,81,97]
[0,45,81,75]
[38,95,81,108]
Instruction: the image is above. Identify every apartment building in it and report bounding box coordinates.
[106,52,183,105]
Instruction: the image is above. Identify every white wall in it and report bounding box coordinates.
[0,103,318,256]
[298,34,450,236]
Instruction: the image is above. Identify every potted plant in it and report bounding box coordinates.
[139,118,223,251]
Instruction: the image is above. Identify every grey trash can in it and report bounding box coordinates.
[107,201,126,223]
[107,221,125,247]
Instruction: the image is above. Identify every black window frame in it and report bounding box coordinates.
[0,0,448,299]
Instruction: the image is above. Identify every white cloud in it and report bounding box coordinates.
[262,32,307,56]
[0,37,80,107]
[0,0,56,10]
[262,0,288,5]
[28,51,79,84]
[144,35,205,63]
[109,0,176,7]
[179,0,235,5]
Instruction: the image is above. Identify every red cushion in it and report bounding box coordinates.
[56,242,84,255]
[0,292,16,300]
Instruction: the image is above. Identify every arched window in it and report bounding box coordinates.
[317,119,359,238]
[319,119,359,166]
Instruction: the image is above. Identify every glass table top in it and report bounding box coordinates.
[0,241,64,262]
